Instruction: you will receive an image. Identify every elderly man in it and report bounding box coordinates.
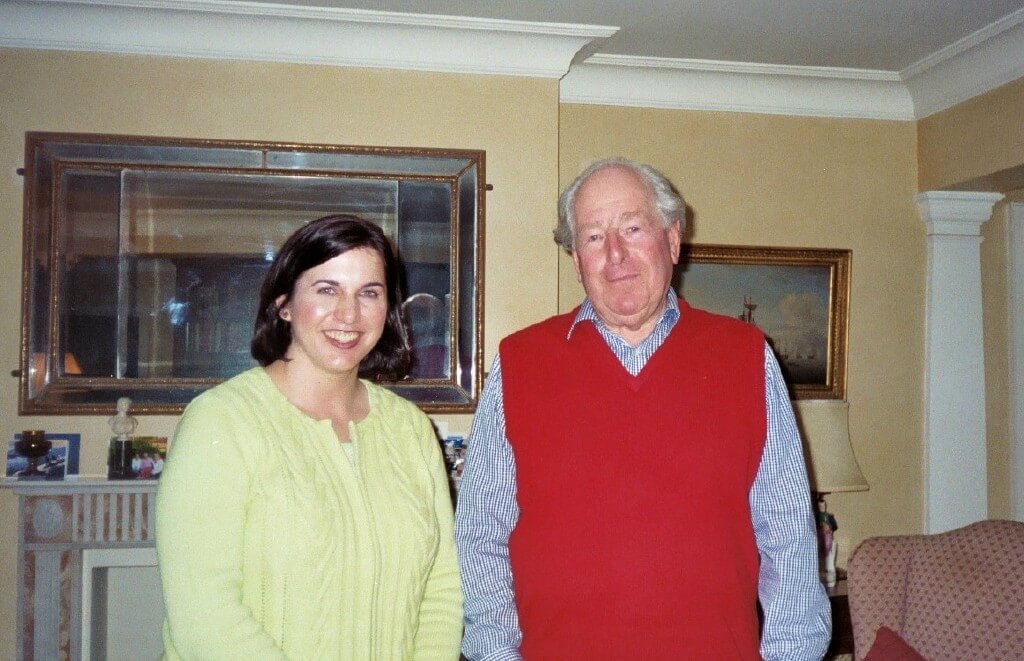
[455,158,830,660]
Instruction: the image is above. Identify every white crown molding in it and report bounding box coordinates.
[562,9,1024,120]
[560,54,915,120]
[4,0,1023,119]
[0,0,617,78]
[902,8,1024,119]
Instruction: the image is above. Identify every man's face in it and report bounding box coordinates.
[571,166,681,346]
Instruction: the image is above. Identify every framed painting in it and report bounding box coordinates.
[674,244,851,399]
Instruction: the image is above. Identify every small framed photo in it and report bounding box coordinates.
[441,435,467,496]
[6,432,81,480]
[107,436,168,480]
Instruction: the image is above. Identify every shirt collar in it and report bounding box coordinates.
[567,289,681,341]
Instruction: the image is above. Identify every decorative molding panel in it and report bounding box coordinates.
[0,0,616,78]
[560,55,916,120]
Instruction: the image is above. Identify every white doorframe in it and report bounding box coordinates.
[1010,201,1024,521]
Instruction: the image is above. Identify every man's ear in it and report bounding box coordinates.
[668,220,682,265]
[571,249,583,283]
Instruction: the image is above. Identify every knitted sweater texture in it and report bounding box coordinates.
[156,367,462,660]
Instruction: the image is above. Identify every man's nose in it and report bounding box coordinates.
[606,233,626,263]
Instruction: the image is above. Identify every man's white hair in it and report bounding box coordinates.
[554,157,686,251]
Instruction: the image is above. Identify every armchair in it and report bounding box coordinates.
[847,519,1024,660]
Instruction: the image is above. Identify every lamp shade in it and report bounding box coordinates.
[794,400,868,494]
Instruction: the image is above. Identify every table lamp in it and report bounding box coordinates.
[794,399,868,588]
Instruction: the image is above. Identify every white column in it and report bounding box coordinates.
[915,191,1003,533]
[1009,202,1024,522]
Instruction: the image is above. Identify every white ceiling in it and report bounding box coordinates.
[254,0,1024,73]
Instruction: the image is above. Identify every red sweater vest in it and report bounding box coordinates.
[500,300,766,660]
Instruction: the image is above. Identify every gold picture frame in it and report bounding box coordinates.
[675,244,851,400]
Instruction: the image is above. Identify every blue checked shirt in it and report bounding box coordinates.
[454,292,831,660]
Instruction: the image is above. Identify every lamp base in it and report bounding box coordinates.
[815,493,838,589]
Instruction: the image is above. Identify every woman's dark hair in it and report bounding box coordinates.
[250,214,411,381]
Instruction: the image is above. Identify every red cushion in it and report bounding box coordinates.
[862,626,927,661]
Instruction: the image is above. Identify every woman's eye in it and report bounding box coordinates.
[317,286,336,295]
[361,289,381,299]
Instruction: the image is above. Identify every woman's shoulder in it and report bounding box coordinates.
[363,383,439,465]
[173,368,287,456]
[182,368,278,419]
[363,380,427,423]
[186,368,270,409]
[363,382,437,444]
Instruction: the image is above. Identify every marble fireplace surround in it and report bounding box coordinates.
[1,479,158,660]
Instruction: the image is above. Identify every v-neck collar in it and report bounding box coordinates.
[564,292,684,382]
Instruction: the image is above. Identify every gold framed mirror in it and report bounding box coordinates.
[19,132,485,414]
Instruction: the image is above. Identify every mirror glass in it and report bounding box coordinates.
[21,133,484,414]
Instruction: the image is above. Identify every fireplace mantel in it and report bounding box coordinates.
[1,478,158,660]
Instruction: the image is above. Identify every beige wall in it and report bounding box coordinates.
[0,48,561,658]
[918,76,1024,192]
[559,104,925,568]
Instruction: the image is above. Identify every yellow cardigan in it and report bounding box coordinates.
[156,368,462,659]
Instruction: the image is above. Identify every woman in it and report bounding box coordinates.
[156,215,462,660]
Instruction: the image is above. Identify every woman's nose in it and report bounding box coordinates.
[334,296,358,322]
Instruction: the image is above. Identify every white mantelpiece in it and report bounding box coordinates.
[915,191,1004,533]
[1,478,158,660]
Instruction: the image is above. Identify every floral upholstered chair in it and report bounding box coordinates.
[847,519,1024,660]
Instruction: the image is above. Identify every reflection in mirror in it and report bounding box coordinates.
[21,133,484,414]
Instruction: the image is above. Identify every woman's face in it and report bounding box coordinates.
[277,247,388,380]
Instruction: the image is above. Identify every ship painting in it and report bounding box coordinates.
[674,245,849,399]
